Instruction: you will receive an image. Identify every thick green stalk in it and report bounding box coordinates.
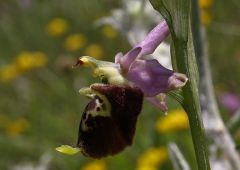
[150,0,210,169]
[174,31,210,170]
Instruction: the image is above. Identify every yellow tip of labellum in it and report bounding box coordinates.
[72,56,90,68]
[56,145,81,155]
[80,56,90,64]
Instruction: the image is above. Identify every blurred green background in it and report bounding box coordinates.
[0,0,239,170]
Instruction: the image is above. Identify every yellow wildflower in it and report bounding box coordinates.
[45,18,68,37]
[200,10,212,26]
[198,0,214,26]
[101,25,118,39]
[136,147,168,170]
[155,109,189,133]
[5,118,29,137]
[84,44,104,59]
[81,160,106,170]
[0,63,20,82]
[137,166,158,170]
[15,51,48,72]
[199,0,214,9]
[64,34,86,51]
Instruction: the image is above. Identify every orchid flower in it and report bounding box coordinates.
[57,20,187,159]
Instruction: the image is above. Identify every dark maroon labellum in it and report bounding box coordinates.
[77,84,143,158]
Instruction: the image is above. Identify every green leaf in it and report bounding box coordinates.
[150,0,189,42]
[167,89,184,105]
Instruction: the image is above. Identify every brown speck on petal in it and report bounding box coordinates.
[72,58,84,68]
[96,107,101,111]
[77,84,143,158]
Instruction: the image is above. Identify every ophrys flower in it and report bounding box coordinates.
[57,20,187,158]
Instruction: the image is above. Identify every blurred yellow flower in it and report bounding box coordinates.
[45,18,68,37]
[5,118,29,137]
[84,44,104,59]
[81,160,106,170]
[64,34,86,51]
[136,147,168,170]
[15,51,48,72]
[101,25,118,39]
[0,51,47,82]
[155,109,189,133]
[198,0,214,26]
[137,166,158,170]
[0,63,20,82]
[200,10,212,26]
[199,0,214,9]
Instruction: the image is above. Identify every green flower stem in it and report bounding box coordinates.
[174,33,210,170]
[150,0,210,169]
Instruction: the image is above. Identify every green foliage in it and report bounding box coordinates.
[150,0,210,170]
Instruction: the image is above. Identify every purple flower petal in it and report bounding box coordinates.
[114,52,123,63]
[136,20,170,56]
[126,59,187,97]
[116,20,170,72]
[168,73,188,90]
[117,47,142,72]
[146,96,168,112]
[220,92,240,113]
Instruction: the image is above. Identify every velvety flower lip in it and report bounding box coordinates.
[78,84,143,158]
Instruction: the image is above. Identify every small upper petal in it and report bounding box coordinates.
[114,52,123,63]
[118,47,142,72]
[116,20,170,73]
